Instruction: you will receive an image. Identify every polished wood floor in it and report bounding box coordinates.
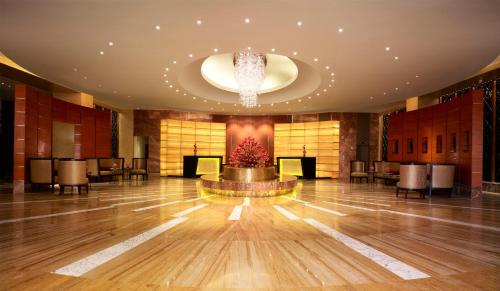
[0,177,499,290]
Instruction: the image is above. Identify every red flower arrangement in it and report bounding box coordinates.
[229,136,270,168]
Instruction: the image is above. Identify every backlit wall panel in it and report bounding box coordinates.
[274,120,340,178]
[160,119,226,176]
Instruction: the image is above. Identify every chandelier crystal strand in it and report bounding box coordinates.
[233,51,266,108]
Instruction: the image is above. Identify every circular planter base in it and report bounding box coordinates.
[200,174,297,197]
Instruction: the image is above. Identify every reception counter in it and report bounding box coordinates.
[183,156,223,178]
[276,157,316,179]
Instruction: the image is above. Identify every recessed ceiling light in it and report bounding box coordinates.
[188,54,193,58]
[213,48,219,52]
[286,101,289,104]
[113,90,117,94]
[416,74,420,78]
[395,87,399,90]
[298,99,302,102]
[99,51,104,55]
[247,46,252,50]
[73,68,78,72]
[210,107,214,110]
[297,21,303,26]
[394,56,399,60]
[338,27,343,33]
[203,99,207,102]
[270,103,274,106]
[196,20,202,25]
[165,80,169,83]
[271,48,275,52]
[165,67,169,71]
[293,51,297,55]
[217,102,221,105]
[323,88,327,92]
[155,25,161,30]
[83,76,87,80]
[163,74,167,77]
[183,93,187,96]
[314,58,318,62]
[316,93,320,96]
[173,60,177,64]
[328,84,332,87]
[325,66,330,70]
[108,41,114,46]
[406,81,410,85]
[175,89,179,92]
[330,72,335,76]
[234,104,237,106]
[370,96,374,100]
[258,104,261,107]
[244,18,250,23]
[98,84,102,88]
[193,97,197,100]
[308,96,312,99]
[330,79,335,82]
[383,92,387,95]
[169,85,173,88]
[385,46,390,51]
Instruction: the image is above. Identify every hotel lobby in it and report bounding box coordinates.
[0,1,500,290]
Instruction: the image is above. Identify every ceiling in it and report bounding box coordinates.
[0,0,499,115]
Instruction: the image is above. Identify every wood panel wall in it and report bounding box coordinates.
[387,89,484,196]
[13,84,111,194]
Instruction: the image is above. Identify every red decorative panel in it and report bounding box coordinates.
[446,98,461,164]
[417,106,434,163]
[37,92,52,157]
[94,110,111,158]
[402,111,418,162]
[13,85,27,185]
[67,103,82,124]
[80,108,96,158]
[431,103,447,163]
[387,113,403,161]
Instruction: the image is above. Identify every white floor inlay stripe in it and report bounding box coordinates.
[243,197,250,206]
[303,218,430,280]
[322,201,376,212]
[286,197,347,216]
[273,205,300,220]
[132,201,181,212]
[172,204,208,217]
[52,217,188,277]
[379,209,500,232]
[0,206,115,225]
[228,205,243,221]
[304,203,347,216]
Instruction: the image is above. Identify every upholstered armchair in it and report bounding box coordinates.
[58,160,89,195]
[396,163,427,198]
[350,160,368,183]
[130,158,148,180]
[30,158,55,191]
[429,164,455,196]
[98,158,125,180]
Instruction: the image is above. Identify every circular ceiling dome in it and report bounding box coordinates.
[201,53,298,94]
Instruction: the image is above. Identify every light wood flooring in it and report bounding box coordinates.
[0,177,499,290]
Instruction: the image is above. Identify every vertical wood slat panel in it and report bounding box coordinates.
[402,111,418,162]
[387,113,403,162]
[432,103,447,163]
[37,92,52,158]
[95,109,111,158]
[417,106,434,163]
[81,108,96,158]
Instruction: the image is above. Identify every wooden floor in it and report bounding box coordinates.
[0,177,499,290]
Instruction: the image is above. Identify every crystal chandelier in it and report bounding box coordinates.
[233,51,267,108]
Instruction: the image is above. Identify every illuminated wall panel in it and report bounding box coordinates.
[274,120,340,178]
[160,119,226,176]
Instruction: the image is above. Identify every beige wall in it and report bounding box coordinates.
[119,110,134,166]
[53,91,94,108]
